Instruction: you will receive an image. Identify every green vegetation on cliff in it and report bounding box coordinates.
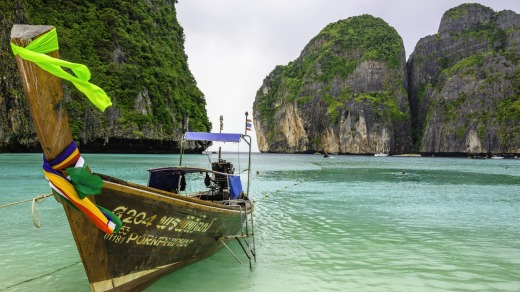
[255,14,407,139]
[317,15,404,69]
[14,0,210,141]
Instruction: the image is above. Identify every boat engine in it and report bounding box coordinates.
[211,159,234,193]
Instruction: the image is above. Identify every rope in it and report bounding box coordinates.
[32,194,51,228]
[0,193,52,209]
[255,163,324,202]
[2,260,82,290]
[0,193,52,228]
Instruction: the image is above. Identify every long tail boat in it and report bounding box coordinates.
[10,25,255,291]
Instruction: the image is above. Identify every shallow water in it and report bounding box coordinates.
[1,153,519,291]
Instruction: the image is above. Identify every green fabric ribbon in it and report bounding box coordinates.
[66,165,104,199]
[97,205,123,234]
[66,165,122,233]
[11,27,112,111]
[55,171,122,234]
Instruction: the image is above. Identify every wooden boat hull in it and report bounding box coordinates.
[63,176,251,291]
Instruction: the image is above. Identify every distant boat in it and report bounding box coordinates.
[492,155,505,159]
[374,153,389,157]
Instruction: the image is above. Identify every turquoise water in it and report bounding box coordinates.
[1,153,519,291]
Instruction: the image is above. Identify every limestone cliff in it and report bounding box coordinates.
[255,4,520,156]
[407,4,520,155]
[253,15,411,154]
[0,0,210,153]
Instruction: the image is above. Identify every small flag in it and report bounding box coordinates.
[246,119,252,131]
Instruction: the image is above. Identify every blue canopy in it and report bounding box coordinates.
[185,132,242,142]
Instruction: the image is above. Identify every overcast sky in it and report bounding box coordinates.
[176,0,520,152]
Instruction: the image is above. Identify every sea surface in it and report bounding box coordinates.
[0,153,519,291]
